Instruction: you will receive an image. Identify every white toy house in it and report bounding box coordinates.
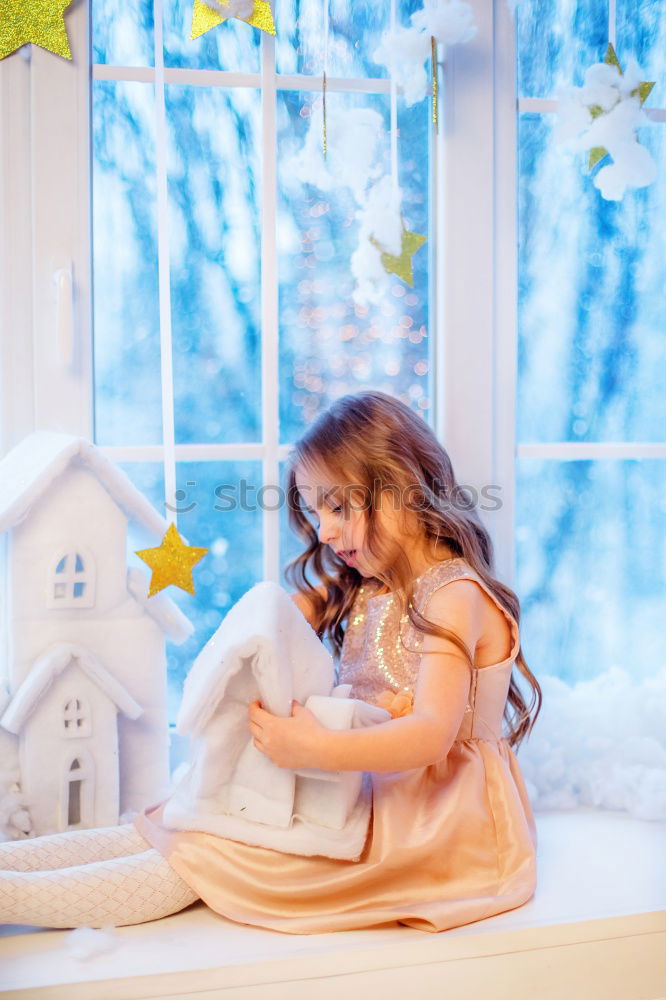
[0,431,194,837]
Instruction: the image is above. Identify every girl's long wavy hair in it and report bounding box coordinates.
[283,390,542,751]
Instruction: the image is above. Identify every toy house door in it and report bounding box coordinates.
[61,750,94,829]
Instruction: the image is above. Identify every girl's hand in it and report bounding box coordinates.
[247,699,327,770]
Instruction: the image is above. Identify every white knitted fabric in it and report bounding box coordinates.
[0,823,149,871]
[0,825,199,928]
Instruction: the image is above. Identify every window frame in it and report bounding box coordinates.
[0,0,519,583]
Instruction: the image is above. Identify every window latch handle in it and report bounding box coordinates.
[53,266,74,367]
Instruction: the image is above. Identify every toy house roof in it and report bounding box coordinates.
[0,430,168,538]
[0,642,143,735]
[127,568,193,644]
[0,430,195,638]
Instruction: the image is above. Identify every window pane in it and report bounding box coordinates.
[118,462,166,518]
[279,459,339,659]
[517,113,666,443]
[515,458,666,682]
[617,0,666,108]
[165,85,262,445]
[165,461,263,717]
[279,458,302,587]
[516,0,608,99]
[163,0,261,72]
[92,81,163,446]
[277,90,431,441]
[92,0,153,67]
[120,463,167,569]
[275,0,424,77]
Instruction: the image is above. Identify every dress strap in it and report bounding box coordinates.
[415,558,520,668]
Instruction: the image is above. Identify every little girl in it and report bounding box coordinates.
[0,390,541,932]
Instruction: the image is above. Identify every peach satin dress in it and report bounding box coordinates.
[134,557,538,934]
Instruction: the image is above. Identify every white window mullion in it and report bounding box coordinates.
[493,0,519,583]
[441,0,509,575]
[261,33,280,583]
[518,101,666,123]
[518,443,666,460]
[608,0,616,48]
[438,0,517,584]
[275,74,390,95]
[101,444,267,463]
[98,442,319,465]
[153,0,177,529]
[92,65,394,97]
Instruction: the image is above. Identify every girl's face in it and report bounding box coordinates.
[294,463,406,577]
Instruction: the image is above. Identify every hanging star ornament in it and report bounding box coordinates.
[371,222,427,287]
[0,0,73,61]
[191,0,276,41]
[136,523,209,598]
[588,43,655,169]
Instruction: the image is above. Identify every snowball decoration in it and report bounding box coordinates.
[554,45,656,201]
[360,175,404,258]
[371,26,431,107]
[285,106,422,304]
[350,238,390,307]
[349,177,427,303]
[410,0,478,48]
[284,105,385,203]
[350,176,403,305]
[0,728,31,840]
[64,925,121,961]
[518,665,666,822]
[372,0,478,107]
[0,431,194,839]
[289,0,476,302]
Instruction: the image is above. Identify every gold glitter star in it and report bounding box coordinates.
[191,0,276,41]
[0,0,73,61]
[588,43,655,169]
[371,222,427,288]
[136,523,209,598]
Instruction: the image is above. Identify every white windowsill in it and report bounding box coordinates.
[1,808,665,1000]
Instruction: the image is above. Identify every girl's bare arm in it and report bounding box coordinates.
[251,580,482,772]
[311,581,483,772]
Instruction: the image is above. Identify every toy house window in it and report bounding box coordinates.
[63,697,91,738]
[47,551,96,610]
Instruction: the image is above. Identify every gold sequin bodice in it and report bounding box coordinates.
[338,557,521,742]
